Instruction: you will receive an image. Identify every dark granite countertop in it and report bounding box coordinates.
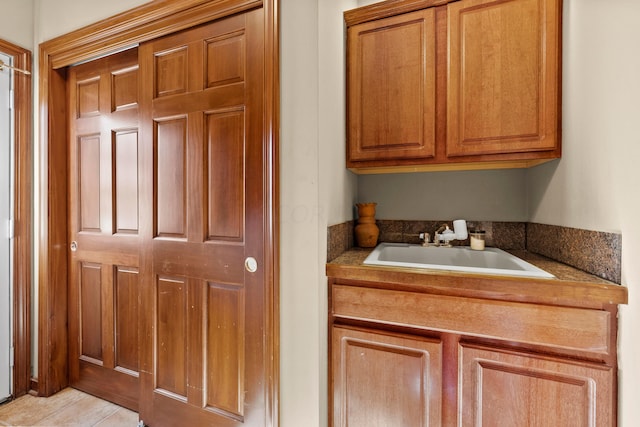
[327,246,628,308]
[328,246,616,285]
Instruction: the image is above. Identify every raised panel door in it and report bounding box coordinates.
[459,344,614,426]
[138,8,268,426]
[447,0,561,157]
[347,8,437,164]
[68,48,141,410]
[332,326,443,427]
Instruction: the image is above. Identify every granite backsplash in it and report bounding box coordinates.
[526,223,621,284]
[327,220,622,284]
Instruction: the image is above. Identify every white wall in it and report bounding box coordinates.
[527,1,640,424]
[280,0,322,424]
[319,0,359,228]
[0,0,34,49]
[280,0,360,423]
[35,0,150,41]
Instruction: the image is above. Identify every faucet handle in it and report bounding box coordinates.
[419,232,431,245]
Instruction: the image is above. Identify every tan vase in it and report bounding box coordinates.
[355,203,380,248]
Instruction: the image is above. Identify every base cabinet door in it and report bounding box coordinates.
[458,344,614,427]
[331,326,442,427]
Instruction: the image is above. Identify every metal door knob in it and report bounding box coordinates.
[245,257,258,273]
[70,241,78,252]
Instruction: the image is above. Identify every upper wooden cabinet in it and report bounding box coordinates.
[345,0,562,173]
[347,8,437,163]
[447,0,560,157]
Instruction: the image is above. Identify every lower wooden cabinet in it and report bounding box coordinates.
[331,327,615,427]
[331,327,442,427]
[459,344,614,427]
[328,276,622,427]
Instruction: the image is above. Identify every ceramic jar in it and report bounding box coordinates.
[355,202,379,248]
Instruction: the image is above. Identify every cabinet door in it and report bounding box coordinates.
[447,0,560,157]
[332,326,442,427]
[347,8,437,163]
[459,344,614,427]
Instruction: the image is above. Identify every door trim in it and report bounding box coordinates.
[38,1,279,422]
[0,39,32,399]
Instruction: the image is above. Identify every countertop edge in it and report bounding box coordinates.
[326,248,628,308]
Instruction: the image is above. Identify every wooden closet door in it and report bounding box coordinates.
[137,8,268,426]
[68,48,141,411]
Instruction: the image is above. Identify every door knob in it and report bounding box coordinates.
[245,257,258,273]
[70,241,78,252]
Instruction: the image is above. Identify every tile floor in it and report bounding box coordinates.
[0,388,138,426]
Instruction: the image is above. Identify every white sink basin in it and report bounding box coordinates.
[363,243,554,278]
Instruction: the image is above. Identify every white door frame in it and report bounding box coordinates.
[0,50,14,403]
[0,39,32,400]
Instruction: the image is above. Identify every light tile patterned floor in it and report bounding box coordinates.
[0,388,138,426]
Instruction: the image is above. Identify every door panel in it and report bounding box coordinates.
[139,8,267,426]
[78,135,101,231]
[68,48,141,411]
[207,110,245,241]
[79,263,102,361]
[114,266,139,373]
[114,131,140,234]
[207,283,245,416]
[155,276,188,396]
[155,118,187,238]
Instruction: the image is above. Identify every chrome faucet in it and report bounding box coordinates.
[432,220,468,247]
[434,223,452,246]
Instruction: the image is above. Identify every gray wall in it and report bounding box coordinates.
[358,168,528,221]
